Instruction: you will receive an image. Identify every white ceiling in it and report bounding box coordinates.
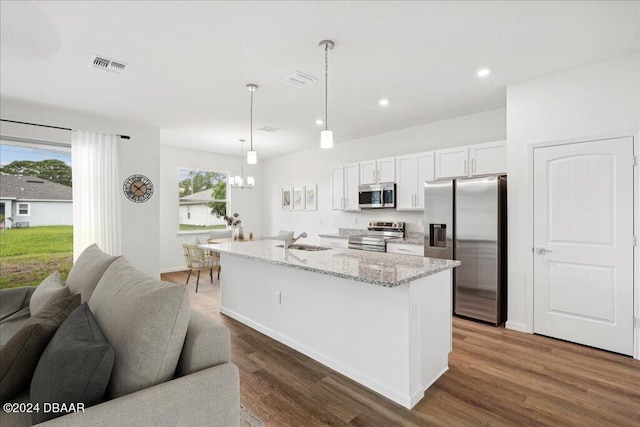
[1,1,638,159]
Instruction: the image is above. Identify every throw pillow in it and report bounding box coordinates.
[66,244,120,303]
[0,293,80,402]
[29,272,69,317]
[30,303,115,424]
[88,258,190,399]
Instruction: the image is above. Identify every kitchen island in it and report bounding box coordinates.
[200,240,460,409]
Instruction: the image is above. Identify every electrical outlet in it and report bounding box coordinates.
[275,291,282,304]
[354,217,358,225]
[418,218,424,227]
[319,216,323,224]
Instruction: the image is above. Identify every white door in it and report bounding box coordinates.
[533,137,634,355]
[435,146,468,179]
[330,165,344,210]
[360,160,377,185]
[396,155,417,209]
[344,163,360,211]
[377,157,396,183]
[415,151,435,209]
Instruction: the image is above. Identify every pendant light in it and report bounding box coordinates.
[230,139,254,189]
[246,84,258,164]
[319,40,334,149]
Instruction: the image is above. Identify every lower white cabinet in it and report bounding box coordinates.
[387,243,423,257]
[320,237,349,249]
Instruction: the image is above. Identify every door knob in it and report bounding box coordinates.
[535,248,552,255]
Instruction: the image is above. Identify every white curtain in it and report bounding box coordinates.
[71,130,121,259]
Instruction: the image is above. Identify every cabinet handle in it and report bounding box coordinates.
[464,159,468,174]
[397,248,411,252]
[471,158,475,174]
[372,170,376,182]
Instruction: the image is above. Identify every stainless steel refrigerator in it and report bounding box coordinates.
[424,176,507,325]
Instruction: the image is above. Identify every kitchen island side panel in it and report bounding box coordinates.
[219,253,451,408]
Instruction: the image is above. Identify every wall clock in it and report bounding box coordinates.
[123,174,154,203]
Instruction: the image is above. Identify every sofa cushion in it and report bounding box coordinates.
[66,244,120,303]
[29,272,68,317]
[88,258,190,399]
[31,303,115,424]
[0,307,31,348]
[0,293,80,402]
[0,287,36,322]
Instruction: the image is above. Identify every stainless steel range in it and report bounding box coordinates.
[348,221,405,252]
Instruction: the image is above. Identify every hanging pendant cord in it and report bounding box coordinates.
[324,45,329,130]
[250,90,254,151]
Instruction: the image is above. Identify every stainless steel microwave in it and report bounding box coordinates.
[358,183,396,209]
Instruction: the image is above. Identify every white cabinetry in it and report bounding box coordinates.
[331,165,345,210]
[320,237,349,249]
[387,243,423,257]
[343,163,360,211]
[360,157,396,184]
[435,146,469,179]
[331,163,360,211]
[396,151,434,210]
[435,140,506,179]
[468,140,506,176]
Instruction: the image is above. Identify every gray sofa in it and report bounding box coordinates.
[0,248,240,426]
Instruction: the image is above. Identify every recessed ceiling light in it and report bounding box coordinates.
[477,68,491,78]
[315,119,324,125]
[379,98,389,106]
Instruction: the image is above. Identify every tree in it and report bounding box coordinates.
[209,179,227,218]
[0,159,72,187]
[178,171,226,196]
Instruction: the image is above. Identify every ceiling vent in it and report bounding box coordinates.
[258,126,279,133]
[282,71,317,88]
[89,55,127,74]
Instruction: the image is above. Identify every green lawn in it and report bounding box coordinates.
[0,226,73,289]
[179,224,226,231]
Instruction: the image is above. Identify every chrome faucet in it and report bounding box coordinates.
[291,232,308,244]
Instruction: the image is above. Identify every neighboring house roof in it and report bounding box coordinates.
[179,188,220,203]
[0,174,72,201]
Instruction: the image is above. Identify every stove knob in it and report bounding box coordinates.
[369,222,374,227]
[392,222,398,228]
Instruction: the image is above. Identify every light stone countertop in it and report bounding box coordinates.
[201,240,459,287]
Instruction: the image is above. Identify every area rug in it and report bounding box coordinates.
[240,404,265,427]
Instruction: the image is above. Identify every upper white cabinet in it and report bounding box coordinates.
[415,151,435,208]
[331,165,345,210]
[360,157,396,184]
[468,140,506,176]
[343,162,360,211]
[435,146,469,179]
[435,140,506,179]
[396,151,434,210]
[331,163,360,211]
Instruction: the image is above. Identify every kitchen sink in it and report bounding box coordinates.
[275,244,332,251]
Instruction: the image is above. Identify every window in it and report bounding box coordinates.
[17,203,30,216]
[178,169,228,232]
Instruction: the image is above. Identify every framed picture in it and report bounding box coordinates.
[304,184,317,211]
[282,187,292,210]
[293,186,304,211]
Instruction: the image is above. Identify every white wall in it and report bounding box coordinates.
[15,200,73,227]
[505,53,640,340]
[159,145,263,272]
[262,108,506,244]
[0,98,161,277]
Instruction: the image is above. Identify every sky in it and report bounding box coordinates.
[0,142,72,166]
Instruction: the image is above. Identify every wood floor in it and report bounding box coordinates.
[162,271,640,427]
